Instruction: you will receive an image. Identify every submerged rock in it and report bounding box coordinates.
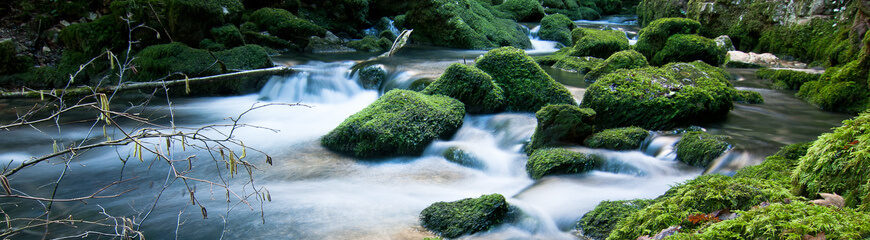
[441,146,485,169]
[584,127,651,150]
[527,104,597,153]
[420,194,510,238]
[675,131,730,168]
[357,64,388,90]
[571,28,630,59]
[321,90,465,158]
[476,47,576,112]
[585,49,649,81]
[421,63,506,114]
[526,148,603,179]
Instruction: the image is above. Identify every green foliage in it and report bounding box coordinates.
[527,104,597,153]
[250,8,327,47]
[348,36,393,52]
[584,127,650,150]
[321,90,465,158]
[475,47,576,112]
[210,24,244,48]
[732,90,764,104]
[576,199,655,239]
[774,141,812,160]
[734,142,811,187]
[756,18,859,67]
[585,49,648,81]
[792,112,870,210]
[652,34,725,66]
[571,28,629,59]
[496,0,545,21]
[420,194,510,238]
[406,0,531,49]
[676,131,730,168]
[5,50,94,89]
[580,62,734,130]
[538,14,575,47]
[526,148,603,179]
[239,21,297,50]
[166,0,244,45]
[755,68,821,90]
[797,60,870,113]
[421,63,506,114]
[0,39,33,75]
[59,14,125,55]
[634,18,700,62]
[608,174,795,240]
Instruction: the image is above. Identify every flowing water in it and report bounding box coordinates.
[0,20,854,240]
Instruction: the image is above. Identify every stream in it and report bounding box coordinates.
[0,17,853,239]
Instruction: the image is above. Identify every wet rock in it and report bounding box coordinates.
[496,0,545,22]
[420,194,510,238]
[714,35,735,52]
[585,49,649,81]
[475,47,576,112]
[538,13,575,47]
[634,18,701,62]
[675,131,730,167]
[725,51,808,68]
[305,31,354,53]
[652,34,726,66]
[441,146,484,169]
[357,64,388,90]
[755,68,821,90]
[584,127,651,150]
[421,63,506,114]
[526,148,603,179]
[571,28,630,59]
[527,104,597,153]
[250,8,327,48]
[347,36,392,52]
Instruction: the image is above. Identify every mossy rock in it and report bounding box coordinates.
[166,0,244,45]
[357,64,388,90]
[406,0,531,49]
[321,90,465,158]
[584,127,650,150]
[420,194,510,238]
[421,63,506,114]
[755,68,821,90]
[732,90,764,104]
[210,24,244,48]
[585,49,648,81]
[571,28,629,59]
[538,13,575,47]
[652,34,725,66]
[59,14,126,55]
[675,131,729,168]
[796,60,870,113]
[250,8,327,47]
[442,146,484,169]
[527,104,597,153]
[668,201,870,239]
[580,62,734,130]
[296,0,369,38]
[634,18,701,62]
[526,148,603,179]
[608,174,795,240]
[496,0,545,21]
[348,36,393,52]
[0,39,34,75]
[475,47,576,112]
[792,112,870,210]
[239,22,298,51]
[576,199,655,240]
[554,56,605,73]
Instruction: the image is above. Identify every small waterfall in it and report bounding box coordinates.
[643,134,680,160]
[526,25,560,54]
[258,61,365,103]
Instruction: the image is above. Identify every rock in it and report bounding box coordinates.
[652,34,726,66]
[296,0,370,38]
[0,39,34,75]
[585,49,649,81]
[714,35,735,52]
[733,90,764,104]
[526,148,603,179]
[321,90,465,158]
[527,104,597,153]
[538,13,575,47]
[676,131,730,167]
[239,22,298,51]
[406,0,531,49]
[571,28,630,59]
[755,68,821,90]
[42,46,51,52]
[584,127,651,150]
[554,56,604,73]
[420,194,510,238]
[166,0,244,46]
[441,146,484,169]
[250,8,327,47]
[496,0,546,22]
[210,24,244,49]
[347,36,392,52]
[357,64,388,90]
[305,31,355,53]
[634,18,701,62]
[421,63,506,114]
[576,199,656,240]
[475,47,576,112]
[59,14,125,55]
[725,51,808,68]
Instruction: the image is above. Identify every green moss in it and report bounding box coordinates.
[584,127,650,150]
[420,194,510,238]
[210,24,244,48]
[527,104,597,153]
[406,0,531,49]
[421,63,506,114]
[797,60,870,113]
[578,7,600,20]
[576,199,655,240]
[526,148,603,179]
[534,47,576,65]
[348,36,393,52]
[571,28,630,59]
[608,174,795,240]
[250,8,327,47]
[756,18,858,66]
[59,14,125,55]
[734,142,811,187]
[675,131,729,168]
[554,56,605,73]
[321,90,465,158]
[585,49,648,81]
[732,90,764,104]
[634,18,700,61]
[792,112,870,210]
[357,64,387,90]
[475,47,576,112]
[442,146,484,169]
[199,39,226,51]
[496,0,545,21]
[755,68,821,90]
[652,34,725,66]
[240,21,297,51]
[538,14,575,47]
[774,141,812,160]
[0,39,33,75]
[166,0,244,45]
[297,0,369,38]
[580,62,734,130]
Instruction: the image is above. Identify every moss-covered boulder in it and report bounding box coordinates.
[675,131,730,168]
[527,104,597,153]
[406,0,531,49]
[652,34,726,66]
[210,24,244,49]
[634,18,701,62]
[571,28,630,59]
[59,14,126,56]
[580,62,734,130]
[732,89,764,104]
[420,194,510,238]
[250,8,327,47]
[584,127,650,150]
[576,199,655,240]
[538,13,575,46]
[166,0,244,45]
[348,36,393,52]
[535,47,604,73]
[296,0,369,38]
[792,112,870,210]
[496,0,545,21]
[608,174,795,240]
[321,90,465,158]
[755,68,821,90]
[421,63,506,114]
[526,148,603,179]
[796,58,870,113]
[476,47,576,112]
[357,64,388,90]
[585,50,648,81]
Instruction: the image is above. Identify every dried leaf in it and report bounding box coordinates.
[803,232,826,240]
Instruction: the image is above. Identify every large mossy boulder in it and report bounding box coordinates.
[526,148,603,179]
[584,127,650,150]
[347,36,393,52]
[406,0,531,49]
[166,0,244,45]
[535,47,604,73]
[421,63,506,114]
[210,24,244,49]
[420,194,510,238]
[321,90,465,158]
[608,174,795,240]
[297,0,369,38]
[475,47,576,112]
[755,68,821,90]
[250,8,327,47]
[652,34,726,66]
[675,131,730,168]
[496,0,546,22]
[571,28,630,59]
[538,13,575,47]
[792,112,870,210]
[580,61,734,130]
[527,104,597,153]
[585,49,648,81]
[634,18,701,62]
[59,14,126,56]
[576,199,655,240]
[796,58,870,113]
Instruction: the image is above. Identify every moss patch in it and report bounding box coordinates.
[585,49,648,81]
[475,47,576,112]
[676,131,730,168]
[732,90,764,104]
[250,8,327,47]
[755,68,821,90]
[496,0,545,22]
[634,18,700,62]
[166,0,244,45]
[584,127,650,150]
[406,0,531,49]
[420,194,510,238]
[348,36,393,52]
[796,58,870,113]
[526,148,603,179]
[652,34,725,66]
[571,28,630,59]
[576,199,655,240]
[527,104,597,153]
[538,13,575,47]
[421,63,506,114]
